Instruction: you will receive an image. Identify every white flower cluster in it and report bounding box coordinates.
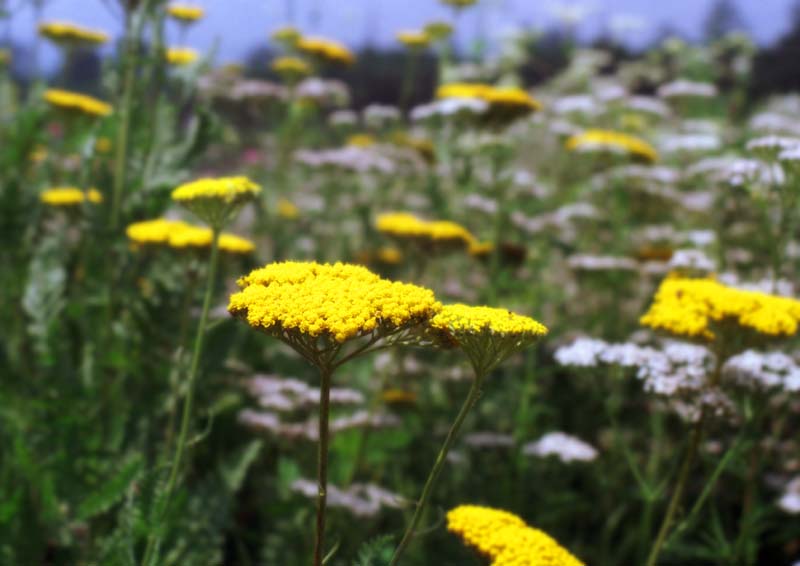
[410,98,488,122]
[363,104,401,128]
[567,254,637,272]
[245,374,364,412]
[668,249,716,274]
[723,350,800,392]
[778,476,800,515]
[522,432,598,463]
[239,409,400,441]
[657,79,717,99]
[290,479,404,518]
[294,146,396,175]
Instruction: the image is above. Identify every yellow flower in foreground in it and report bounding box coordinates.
[40,187,103,207]
[271,56,312,78]
[44,89,112,118]
[376,212,476,250]
[566,129,658,163]
[172,176,261,227]
[39,21,108,45]
[641,275,800,340]
[396,30,431,49]
[166,47,199,66]
[429,304,548,375]
[166,3,205,23]
[297,36,355,66]
[447,505,584,566]
[229,261,440,345]
[126,218,254,254]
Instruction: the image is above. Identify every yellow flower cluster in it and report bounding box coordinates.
[271,56,312,77]
[447,505,584,566]
[172,176,261,204]
[396,30,431,49]
[440,0,478,8]
[277,198,300,220]
[44,89,112,118]
[166,3,205,22]
[565,129,658,163]
[431,304,548,337]
[40,187,103,207]
[228,261,441,343]
[438,83,543,113]
[376,212,476,248]
[423,21,454,41]
[166,47,199,66]
[126,219,254,254]
[39,21,108,45]
[641,276,800,340]
[297,36,355,66]
[271,25,302,45]
[346,133,377,148]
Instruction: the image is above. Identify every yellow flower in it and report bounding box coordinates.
[447,505,584,566]
[429,304,547,375]
[423,21,454,41]
[0,48,11,66]
[44,89,112,118]
[381,389,417,404]
[166,3,205,23]
[271,56,312,78]
[437,83,542,123]
[39,21,109,45]
[125,218,254,254]
[277,198,300,220]
[396,30,431,50]
[229,261,441,345]
[40,187,103,207]
[94,137,112,153]
[565,129,658,163]
[376,246,403,264]
[346,133,376,148]
[641,275,800,341]
[392,132,435,162]
[376,212,476,250]
[297,36,355,66]
[468,240,494,257]
[172,176,261,227]
[271,25,302,45]
[166,47,199,66]
[440,0,478,8]
[30,145,48,164]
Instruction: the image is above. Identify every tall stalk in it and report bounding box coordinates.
[140,228,221,566]
[313,365,333,566]
[389,377,483,565]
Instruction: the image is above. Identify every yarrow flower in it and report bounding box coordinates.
[566,129,658,163]
[396,30,431,50]
[166,47,199,66]
[40,187,103,207]
[44,89,112,118]
[447,505,584,566]
[437,82,542,124]
[39,21,108,46]
[522,432,598,463]
[171,176,261,228]
[297,36,355,66]
[271,56,312,81]
[228,261,440,351]
[126,218,254,254]
[166,3,205,23]
[271,25,302,46]
[428,304,547,375]
[640,275,800,342]
[376,212,476,251]
[423,21,453,41]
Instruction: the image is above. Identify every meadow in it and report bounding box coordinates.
[3,1,800,565]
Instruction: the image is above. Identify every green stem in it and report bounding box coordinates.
[399,52,418,115]
[313,364,333,566]
[644,412,706,566]
[389,376,483,565]
[140,229,220,566]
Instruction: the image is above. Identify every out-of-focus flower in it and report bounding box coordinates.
[290,479,404,517]
[724,350,800,392]
[567,254,637,272]
[295,78,350,107]
[271,56,312,82]
[297,36,354,66]
[271,25,302,46]
[566,129,658,163]
[166,47,199,66]
[171,176,261,227]
[94,137,112,154]
[39,21,108,46]
[277,198,299,220]
[377,212,476,250]
[244,374,364,412]
[346,133,377,148]
[44,89,112,118]
[166,3,205,23]
[363,104,402,128]
[40,187,103,207]
[522,432,598,463]
[657,79,717,100]
[423,21,453,41]
[438,82,542,124]
[126,218,255,254]
[396,30,430,50]
[778,477,800,514]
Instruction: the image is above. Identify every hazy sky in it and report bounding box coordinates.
[8,0,796,70]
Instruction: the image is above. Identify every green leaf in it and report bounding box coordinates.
[77,456,144,521]
[219,439,262,493]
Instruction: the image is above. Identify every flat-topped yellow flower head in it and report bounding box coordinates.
[271,56,312,83]
[166,3,205,23]
[440,0,479,9]
[423,21,454,41]
[346,133,377,148]
[229,262,441,364]
[44,89,112,118]
[396,30,431,50]
[437,82,541,125]
[641,275,800,347]
[429,304,548,375]
[39,21,108,46]
[376,212,476,252]
[297,36,355,66]
[171,176,261,228]
[447,505,583,566]
[126,218,254,254]
[271,25,302,46]
[566,129,658,163]
[40,187,103,207]
[166,47,199,66]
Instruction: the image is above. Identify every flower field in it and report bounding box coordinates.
[3,1,800,565]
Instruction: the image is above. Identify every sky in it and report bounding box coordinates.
[7,0,797,71]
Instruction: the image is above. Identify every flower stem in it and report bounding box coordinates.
[644,412,706,566]
[140,228,220,566]
[389,376,483,565]
[313,364,333,566]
